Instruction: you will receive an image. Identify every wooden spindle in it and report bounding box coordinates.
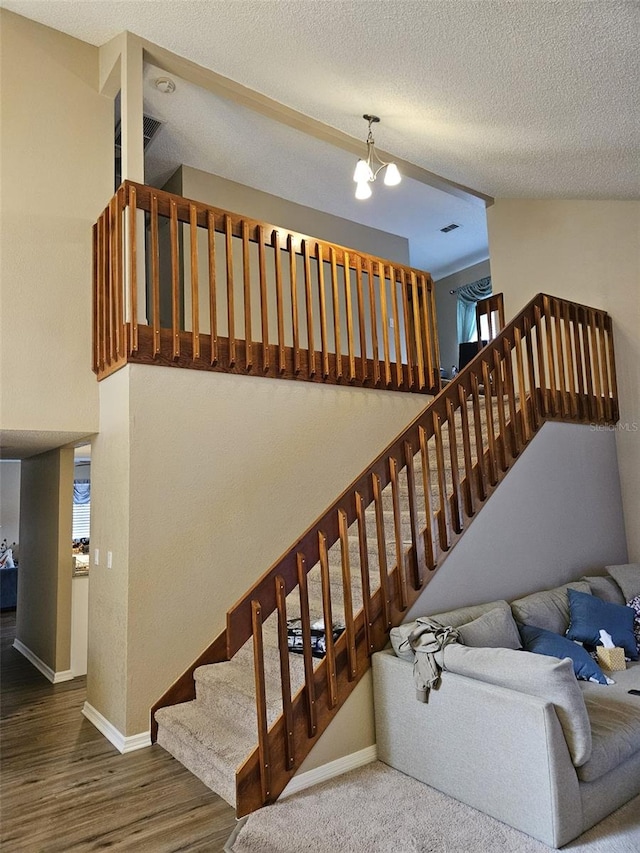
[296,554,316,737]
[371,473,391,627]
[589,309,604,421]
[389,457,408,609]
[432,411,450,552]
[470,372,487,502]
[524,315,540,430]
[552,298,567,417]
[445,399,463,532]
[224,214,236,367]
[410,272,425,390]
[258,225,270,373]
[207,210,218,366]
[457,384,475,517]
[110,197,121,359]
[242,221,253,371]
[273,231,286,374]
[581,308,595,420]
[127,186,139,354]
[316,243,330,379]
[420,274,435,391]
[502,339,520,458]
[318,532,338,708]
[605,314,619,422]
[100,212,108,370]
[355,492,374,654]
[533,304,548,416]
[92,223,99,373]
[597,312,612,428]
[572,305,587,420]
[251,600,271,804]
[400,270,414,389]
[355,256,367,382]
[514,324,530,443]
[482,360,498,486]
[562,301,577,418]
[330,247,342,380]
[189,203,200,360]
[170,199,180,360]
[275,575,295,769]
[367,259,380,386]
[288,235,301,374]
[115,190,126,358]
[418,426,436,572]
[492,349,508,472]
[429,279,441,392]
[404,440,425,589]
[303,239,315,378]
[150,194,160,357]
[338,509,357,680]
[378,262,392,386]
[389,266,403,388]
[343,251,356,381]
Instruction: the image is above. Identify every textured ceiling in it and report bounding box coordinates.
[4,1,639,279]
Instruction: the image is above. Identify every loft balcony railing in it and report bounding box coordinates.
[93,182,442,394]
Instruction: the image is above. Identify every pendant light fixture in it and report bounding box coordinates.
[353,114,401,200]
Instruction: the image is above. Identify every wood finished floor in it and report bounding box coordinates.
[0,612,237,852]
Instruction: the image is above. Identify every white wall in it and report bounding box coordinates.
[0,461,21,547]
[487,199,640,560]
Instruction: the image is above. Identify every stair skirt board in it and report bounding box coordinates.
[280,744,378,799]
[12,638,73,684]
[82,702,151,754]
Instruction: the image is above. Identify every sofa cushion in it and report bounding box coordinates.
[606,563,640,602]
[577,661,640,782]
[582,574,626,606]
[429,600,511,630]
[510,582,591,635]
[565,588,638,661]
[441,644,592,767]
[457,605,522,650]
[518,623,608,684]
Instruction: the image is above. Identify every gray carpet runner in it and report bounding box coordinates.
[156,394,507,807]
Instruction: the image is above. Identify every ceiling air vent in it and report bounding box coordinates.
[114,114,163,152]
[440,223,460,233]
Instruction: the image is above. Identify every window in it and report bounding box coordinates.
[72,480,90,539]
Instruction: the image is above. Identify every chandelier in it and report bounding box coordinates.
[353,114,401,200]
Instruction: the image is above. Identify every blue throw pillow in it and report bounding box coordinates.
[566,588,638,660]
[519,623,609,684]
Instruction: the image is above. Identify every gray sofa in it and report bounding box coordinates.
[373,566,640,848]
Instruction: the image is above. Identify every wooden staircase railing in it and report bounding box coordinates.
[93,182,441,394]
[151,291,618,817]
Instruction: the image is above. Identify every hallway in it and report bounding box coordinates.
[0,612,236,852]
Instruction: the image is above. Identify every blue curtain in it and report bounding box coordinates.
[456,276,492,343]
[73,480,91,505]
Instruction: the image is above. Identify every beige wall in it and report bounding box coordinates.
[0,460,21,547]
[17,448,74,673]
[89,364,426,735]
[487,199,640,560]
[435,259,491,377]
[0,10,112,435]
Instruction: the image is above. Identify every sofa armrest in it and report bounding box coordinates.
[372,650,583,848]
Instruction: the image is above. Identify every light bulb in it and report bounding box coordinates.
[355,180,372,200]
[353,159,373,183]
[383,162,401,186]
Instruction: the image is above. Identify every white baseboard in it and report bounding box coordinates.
[281,744,378,799]
[13,639,73,684]
[82,702,151,754]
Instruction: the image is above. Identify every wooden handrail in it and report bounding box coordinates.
[151,291,619,816]
[93,182,441,394]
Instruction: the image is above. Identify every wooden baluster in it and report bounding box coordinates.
[96,215,105,372]
[150,193,160,357]
[110,197,121,360]
[330,247,342,380]
[258,225,269,374]
[378,262,392,386]
[470,372,487,502]
[533,303,548,417]
[170,199,180,360]
[432,411,450,552]
[589,309,604,421]
[389,457,408,609]
[355,256,368,382]
[581,307,595,420]
[189,204,200,361]
[372,473,391,627]
[514,324,530,444]
[275,576,295,770]
[251,600,271,805]
[597,311,613,427]
[552,298,567,417]
[367,259,380,386]
[457,384,475,517]
[303,239,316,378]
[355,492,374,655]
[420,274,435,391]
[338,509,357,680]
[429,279,442,392]
[116,189,126,357]
[105,207,113,365]
[92,223,99,373]
[605,314,619,422]
[492,349,508,472]
[101,210,109,369]
[288,235,301,374]
[316,243,330,379]
[296,554,316,737]
[207,210,218,366]
[224,214,236,367]
[242,221,253,371]
[502,339,520,458]
[572,304,587,420]
[410,271,425,390]
[562,301,577,418]
[400,270,414,389]
[418,425,436,571]
[343,251,356,382]
[318,532,338,708]
[128,186,139,354]
[524,315,540,430]
[542,296,556,416]
[482,360,498,486]
[273,231,286,374]
[389,265,403,388]
[445,399,463,532]
[404,440,425,589]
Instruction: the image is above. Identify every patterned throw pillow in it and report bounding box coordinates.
[628,595,640,654]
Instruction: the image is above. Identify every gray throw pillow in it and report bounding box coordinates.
[606,563,640,602]
[441,644,592,767]
[510,581,591,635]
[582,575,626,606]
[457,605,522,650]
[429,600,511,630]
